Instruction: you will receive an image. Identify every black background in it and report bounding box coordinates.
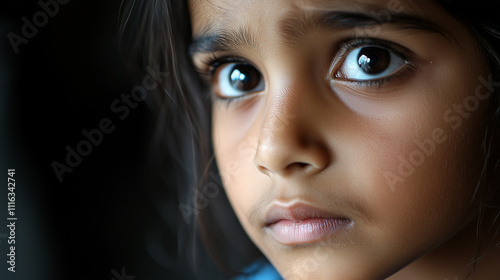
[1,1,187,279]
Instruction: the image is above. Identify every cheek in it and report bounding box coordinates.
[212,101,270,232]
[346,65,489,253]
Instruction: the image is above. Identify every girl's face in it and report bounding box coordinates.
[190,0,492,278]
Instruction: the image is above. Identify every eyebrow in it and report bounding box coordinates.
[189,10,446,56]
[190,26,259,56]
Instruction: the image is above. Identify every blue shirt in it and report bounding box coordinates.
[233,259,282,280]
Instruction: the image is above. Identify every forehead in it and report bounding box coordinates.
[188,0,431,36]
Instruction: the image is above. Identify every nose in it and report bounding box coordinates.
[254,83,331,178]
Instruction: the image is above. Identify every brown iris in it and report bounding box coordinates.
[229,64,262,92]
[357,47,391,75]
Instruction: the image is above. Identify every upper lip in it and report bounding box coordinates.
[264,201,346,226]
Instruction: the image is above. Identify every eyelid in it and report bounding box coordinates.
[195,55,247,75]
[328,38,415,87]
[196,55,265,105]
[330,38,410,73]
[193,55,248,96]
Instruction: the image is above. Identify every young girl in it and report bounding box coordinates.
[121,0,500,279]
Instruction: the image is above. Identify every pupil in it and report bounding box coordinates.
[229,64,260,91]
[357,47,390,74]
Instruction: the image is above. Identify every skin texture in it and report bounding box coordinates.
[189,0,500,279]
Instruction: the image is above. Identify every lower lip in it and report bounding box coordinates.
[267,218,351,245]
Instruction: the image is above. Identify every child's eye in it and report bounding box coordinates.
[214,63,265,98]
[335,45,407,83]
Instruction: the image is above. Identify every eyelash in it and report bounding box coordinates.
[198,55,250,106]
[196,37,417,104]
[333,38,416,88]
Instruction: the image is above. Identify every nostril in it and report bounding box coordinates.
[257,164,271,175]
[296,162,309,168]
[257,162,312,177]
[283,162,314,174]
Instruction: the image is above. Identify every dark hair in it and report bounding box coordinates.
[442,4,500,276]
[119,0,500,278]
[119,0,261,278]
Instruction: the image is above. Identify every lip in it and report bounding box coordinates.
[264,202,352,245]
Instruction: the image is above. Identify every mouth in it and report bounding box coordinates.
[264,202,352,245]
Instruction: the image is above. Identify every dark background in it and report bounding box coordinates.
[0,1,190,279]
